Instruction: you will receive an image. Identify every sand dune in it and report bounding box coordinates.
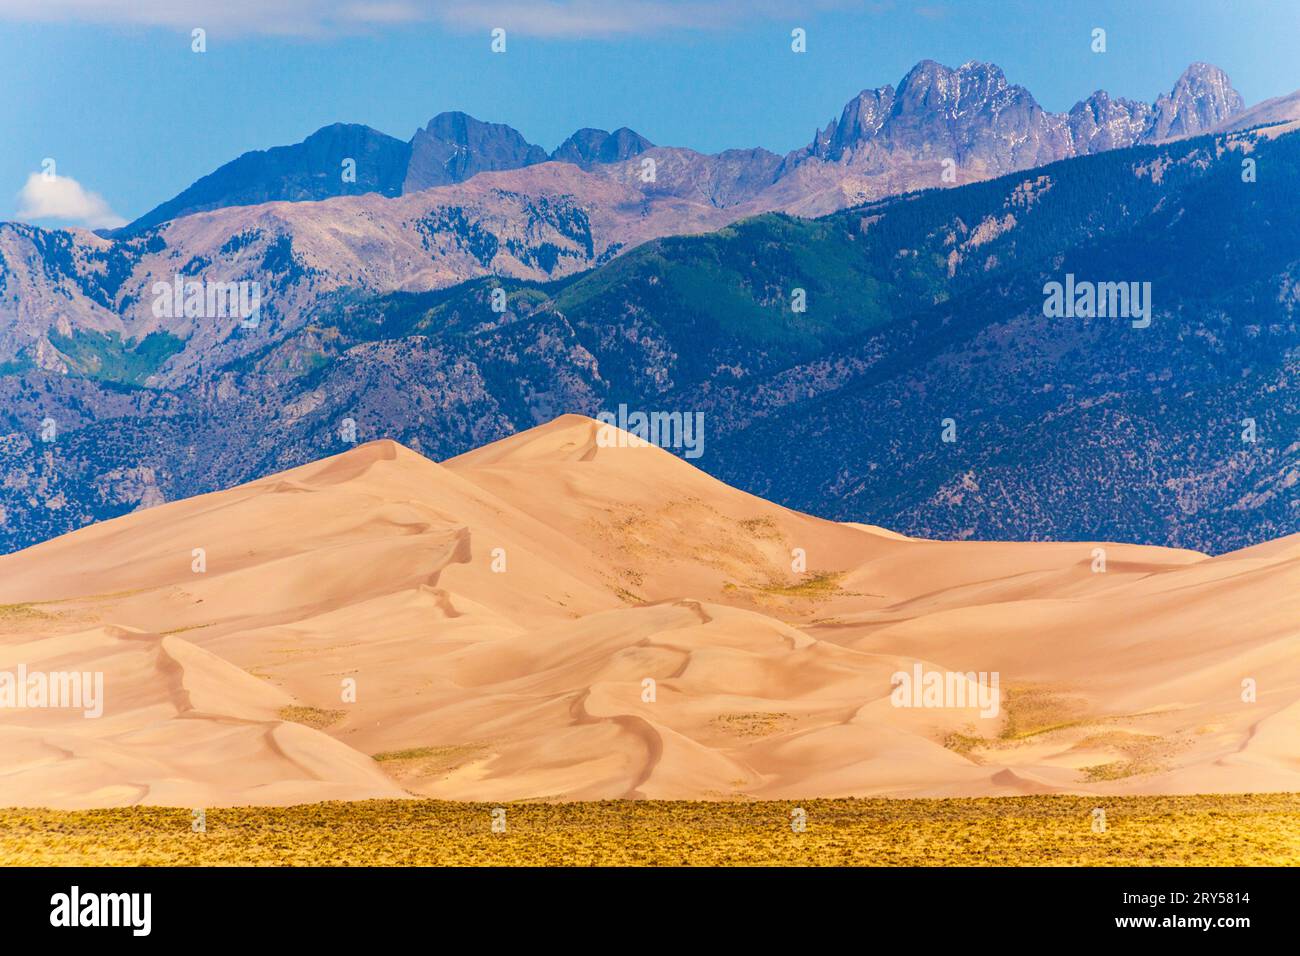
[0,414,1295,806]
[0,625,404,808]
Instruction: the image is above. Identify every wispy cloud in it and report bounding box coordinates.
[15,172,126,229]
[0,0,846,38]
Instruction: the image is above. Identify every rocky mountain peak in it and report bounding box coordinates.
[1150,62,1244,139]
[551,127,654,167]
[793,59,1247,175]
[805,85,895,162]
[118,122,411,235]
[893,59,959,113]
[402,111,550,192]
[893,59,1021,117]
[1068,91,1155,152]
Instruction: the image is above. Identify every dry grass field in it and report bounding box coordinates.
[1,793,1297,866]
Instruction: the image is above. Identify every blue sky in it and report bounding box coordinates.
[2,0,1298,225]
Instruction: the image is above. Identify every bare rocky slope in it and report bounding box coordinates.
[0,61,1254,384]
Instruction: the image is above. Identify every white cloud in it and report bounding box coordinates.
[15,172,126,230]
[0,0,843,38]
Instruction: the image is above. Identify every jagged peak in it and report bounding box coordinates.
[1151,62,1244,139]
[551,126,654,167]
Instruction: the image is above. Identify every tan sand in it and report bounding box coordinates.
[0,415,1295,807]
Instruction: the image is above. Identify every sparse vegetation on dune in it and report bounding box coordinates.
[1,794,1296,867]
[277,706,346,729]
[998,685,1093,740]
[0,602,56,622]
[754,571,845,599]
[724,570,847,602]
[712,712,794,737]
[370,743,488,783]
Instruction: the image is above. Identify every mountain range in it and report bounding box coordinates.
[116,60,1247,237]
[0,61,1275,388]
[0,59,1297,556]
